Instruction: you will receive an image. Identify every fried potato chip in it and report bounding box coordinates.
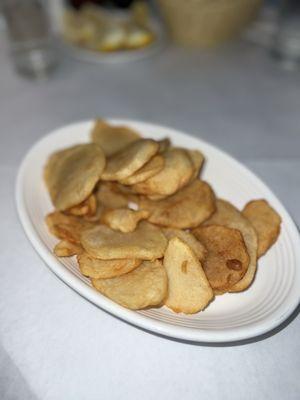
[54,240,83,257]
[78,252,141,278]
[101,139,159,181]
[187,149,204,181]
[162,228,207,262]
[44,143,105,210]
[119,155,165,185]
[192,225,249,292]
[202,199,258,292]
[157,138,170,153]
[96,183,129,209]
[81,221,168,260]
[91,260,168,309]
[66,194,97,217]
[139,180,216,229]
[132,148,194,197]
[163,237,213,314]
[101,208,150,233]
[90,119,140,156]
[242,199,281,258]
[46,212,95,244]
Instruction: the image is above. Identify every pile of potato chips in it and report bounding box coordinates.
[44,119,281,314]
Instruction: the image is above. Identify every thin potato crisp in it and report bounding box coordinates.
[92,260,168,310]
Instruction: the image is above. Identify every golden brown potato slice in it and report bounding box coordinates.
[163,237,213,314]
[101,208,150,233]
[162,228,207,262]
[132,148,194,198]
[101,139,159,181]
[44,143,105,211]
[54,240,83,257]
[242,199,281,258]
[157,138,170,153]
[91,260,168,309]
[192,225,249,292]
[96,182,129,209]
[202,199,258,292]
[187,149,205,181]
[66,194,97,217]
[81,221,168,260]
[119,155,165,185]
[46,212,95,244]
[139,180,216,229]
[78,252,141,278]
[90,119,140,156]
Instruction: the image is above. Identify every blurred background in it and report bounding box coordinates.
[0,0,299,192]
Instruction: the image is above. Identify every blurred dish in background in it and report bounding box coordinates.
[50,0,165,62]
[157,0,263,48]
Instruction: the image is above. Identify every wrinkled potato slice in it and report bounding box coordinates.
[242,199,281,258]
[203,199,258,292]
[139,180,216,229]
[162,228,207,262]
[78,252,141,279]
[66,194,97,217]
[101,139,159,181]
[96,183,129,209]
[187,149,205,181]
[133,148,194,197]
[101,208,150,233]
[119,155,165,185]
[157,138,170,153]
[46,212,95,244]
[192,225,249,292]
[92,260,168,309]
[54,240,83,257]
[163,237,213,314]
[44,143,105,211]
[91,119,140,156]
[81,221,168,260]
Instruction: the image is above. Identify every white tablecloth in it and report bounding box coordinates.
[0,36,300,400]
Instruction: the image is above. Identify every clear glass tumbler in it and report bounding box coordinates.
[2,0,58,79]
[271,0,300,70]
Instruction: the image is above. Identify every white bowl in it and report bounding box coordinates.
[16,119,300,343]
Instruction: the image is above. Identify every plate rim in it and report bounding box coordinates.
[15,119,300,343]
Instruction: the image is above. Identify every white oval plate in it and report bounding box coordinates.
[16,120,300,343]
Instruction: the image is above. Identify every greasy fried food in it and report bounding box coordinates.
[54,240,83,257]
[119,155,165,185]
[81,221,168,260]
[242,199,281,258]
[139,180,216,229]
[192,225,249,292]
[66,194,97,217]
[162,228,207,262]
[202,199,258,292]
[163,237,213,314]
[46,212,95,244]
[157,138,170,153]
[92,260,167,309]
[91,119,140,156]
[187,149,204,181]
[133,148,194,198]
[44,143,105,210]
[78,252,141,278]
[101,208,150,232]
[96,182,129,209]
[101,139,159,181]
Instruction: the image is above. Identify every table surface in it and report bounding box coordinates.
[0,34,300,400]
